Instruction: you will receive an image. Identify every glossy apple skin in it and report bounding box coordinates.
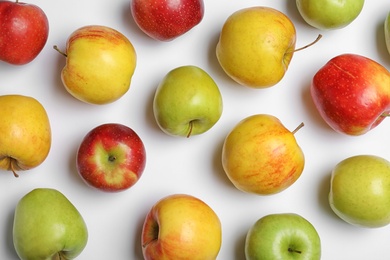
[131,0,204,41]
[77,123,146,192]
[311,53,390,135]
[141,194,222,259]
[0,1,49,65]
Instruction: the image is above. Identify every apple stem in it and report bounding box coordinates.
[292,122,304,134]
[288,248,302,254]
[187,121,193,138]
[381,112,390,117]
[10,160,19,178]
[292,34,322,53]
[53,45,67,57]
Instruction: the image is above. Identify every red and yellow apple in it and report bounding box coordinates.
[311,53,390,135]
[141,194,222,259]
[76,123,146,192]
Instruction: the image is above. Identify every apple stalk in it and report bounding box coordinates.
[288,248,302,254]
[292,122,305,134]
[53,45,67,57]
[290,34,322,53]
[10,159,19,178]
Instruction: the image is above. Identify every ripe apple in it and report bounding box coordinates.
[216,6,321,88]
[153,65,223,137]
[245,213,321,260]
[76,123,146,192]
[311,53,390,136]
[0,0,49,65]
[13,188,88,260]
[329,155,390,228]
[222,114,305,195]
[54,25,137,105]
[385,12,390,55]
[141,194,222,259]
[296,0,364,30]
[0,94,51,177]
[130,0,204,41]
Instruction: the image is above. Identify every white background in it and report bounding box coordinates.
[1,0,390,259]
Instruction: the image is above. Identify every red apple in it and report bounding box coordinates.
[0,0,49,65]
[130,0,204,41]
[76,123,146,192]
[311,53,390,135]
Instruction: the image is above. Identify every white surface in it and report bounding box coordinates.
[1,0,390,259]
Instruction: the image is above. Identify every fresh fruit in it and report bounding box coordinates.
[329,155,390,228]
[153,65,223,137]
[0,0,49,65]
[130,0,204,41]
[0,94,51,177]
[222,114,305,195]
[296,0,365,30]
[54,25,137,105]
[385,12,390,55]
[76,123,146,192]
[311,53,390,136]
[216,6,321,88]
[245,213,321,260]
[141,194,222,259]
[13,188,88,260]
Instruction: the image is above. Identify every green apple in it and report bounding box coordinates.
[329,155,390,228]
[296,0,365,30]
[153,65,223,137]
[385,12,390,55]
[13,188,88,260]
[245,213,321,260]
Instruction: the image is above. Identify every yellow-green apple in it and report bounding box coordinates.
[245,213,321,260]
[54,25,137,105]
[222,114,305,195]
[329,155,390,228]
[153,65,223,137]
[216,7,320,88]
[76,123,146,192]
[385,12,390,55]
[13,188,88,260]
[141,194,222,259]
[130,0,204,41]
[311,53,390,136]
[0,94,51,177]
[296,0,364,30]
[0,0,49,65]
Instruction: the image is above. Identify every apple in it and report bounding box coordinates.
[222,114,305,195]
[13,188,88,260]
[216,6,321,88]
[0,94,51,177]
[329,155,390,228]
[54,25,137,105]
[76,123,146,192]
[130,0,204,41]
[385,12,390,55]
[311,53,390,136]
[245,213,321,260]
[153,65,223,137]
[0,0,49,65]
[296,0,364,30]
[141,194,222,259]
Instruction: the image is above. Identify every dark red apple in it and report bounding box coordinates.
[311,53,390,136]
[0,0,49,65]
[76,123,146,192]
[130,0,204,41]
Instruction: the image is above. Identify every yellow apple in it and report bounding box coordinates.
[54,25,137,105]
[141,194,222,260]
[0,95,51,177]
[222,114,305,195]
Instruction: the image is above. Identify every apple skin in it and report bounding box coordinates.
[76,123,146,192]
[216,6,296,88]
[222,114,305,195]
[56,25,137,105]
[13,188,88,260]
[0,94,51,177]
[141,194,222,259]
[245,213,321,260]
[296,0,364,30]
[0,0,49,65]
[311,53,390,136]
[130,0,204,41]
[153,65,223,137]
[329,155,390,228]
[385,12,390,55]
